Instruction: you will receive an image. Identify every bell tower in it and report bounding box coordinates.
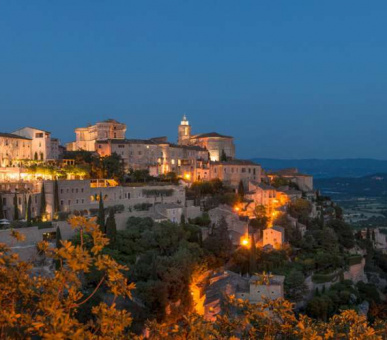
[178,114,191,145]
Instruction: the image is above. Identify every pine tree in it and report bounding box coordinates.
[40,183,46,218]
[27,196,32,226]
[54,180,60,215]
[249,233,257,275]
[106,209,117,244]
[180,214,186,225]
[0,194,4,220]
[13,193,19,221]
[97,192,105,233]
[55,226,63,269]
[238,180,245,201]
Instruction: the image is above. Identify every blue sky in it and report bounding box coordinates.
[1,1,386,159]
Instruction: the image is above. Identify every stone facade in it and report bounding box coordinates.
[176,115,236,161]
[44,179,185,219]
[200,160,261,187]
[12,127,58,161]
[95,138,210,178]
[67,119,127,151]
[263,226,285,248]
[0,133,32,167]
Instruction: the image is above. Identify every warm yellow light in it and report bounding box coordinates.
[184,173,191,180]
[241,234,250,248]
[234,206,240,212]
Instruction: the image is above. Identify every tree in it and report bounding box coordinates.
[26,195,32,226]
[106,209,117,244]
[101,153,125,182]
[53,179,60,215]
[0,216,135,338]
[97,192,105,233]
[220,149,228,162]
[0,194,4,219]
[203,216,233,260]
[55,226,63,270]
[238,180,245,201]
[249,234,257,275]
[40,183,47,218]
[252,205,269,231]
[180,213,186,225]
[13,193,19,220]
[285,269,308,303]
[288,198,312,221]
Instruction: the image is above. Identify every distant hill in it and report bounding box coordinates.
[314,174,387,199]
[251,158,387,178]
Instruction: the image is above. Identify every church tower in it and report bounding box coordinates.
[178,115,191,145]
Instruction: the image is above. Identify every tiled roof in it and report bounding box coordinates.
[212,159,259,166]
[191,132,233,139]
[0,133,31,140]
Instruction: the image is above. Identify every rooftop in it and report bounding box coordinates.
[191,132,233,139]
[212,159,259,166]
[0,133,31,140]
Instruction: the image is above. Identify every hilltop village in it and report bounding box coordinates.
[1,117,387,333]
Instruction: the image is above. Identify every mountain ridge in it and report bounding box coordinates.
[251,158,387,178]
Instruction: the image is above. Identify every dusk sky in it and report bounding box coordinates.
[1,1,386,159]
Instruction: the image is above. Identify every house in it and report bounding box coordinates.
[263,226,285,248]
[12,127,59,160]
[208,205,248,246]
[203,270,285,321]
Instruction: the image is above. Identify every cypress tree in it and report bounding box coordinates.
[249,233,257,275]
[55,226,63,270]
[238,180,245,201]
[180,214,186,225]
[54,180,60,214]
[366,228,371,240]
[13,193,19,220]
[220,149,228,162]
[106,209,117,244]
[23,194,27,220]
[0,194,4,219]
[40,183,47,217]
[372,229,376,242]
[27,195,32,226]
[97,192,105,233]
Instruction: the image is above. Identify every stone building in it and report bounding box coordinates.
[208,205,248,246]
[43,179,185,220]
[246,181,278,207]
[0,181,41,221]
[203,270,285,321]
[236,274,285,304]
[267,168,313,192]
[176,115,236,161]
[95,137,210,178]
[263,226,285,248]
[12,127,59,161]
[67,119,127,151]
[0,133,32,167]
[202,160,261,187]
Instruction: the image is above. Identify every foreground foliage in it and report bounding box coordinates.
[0,216,135,339]
[0,217,386,339]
